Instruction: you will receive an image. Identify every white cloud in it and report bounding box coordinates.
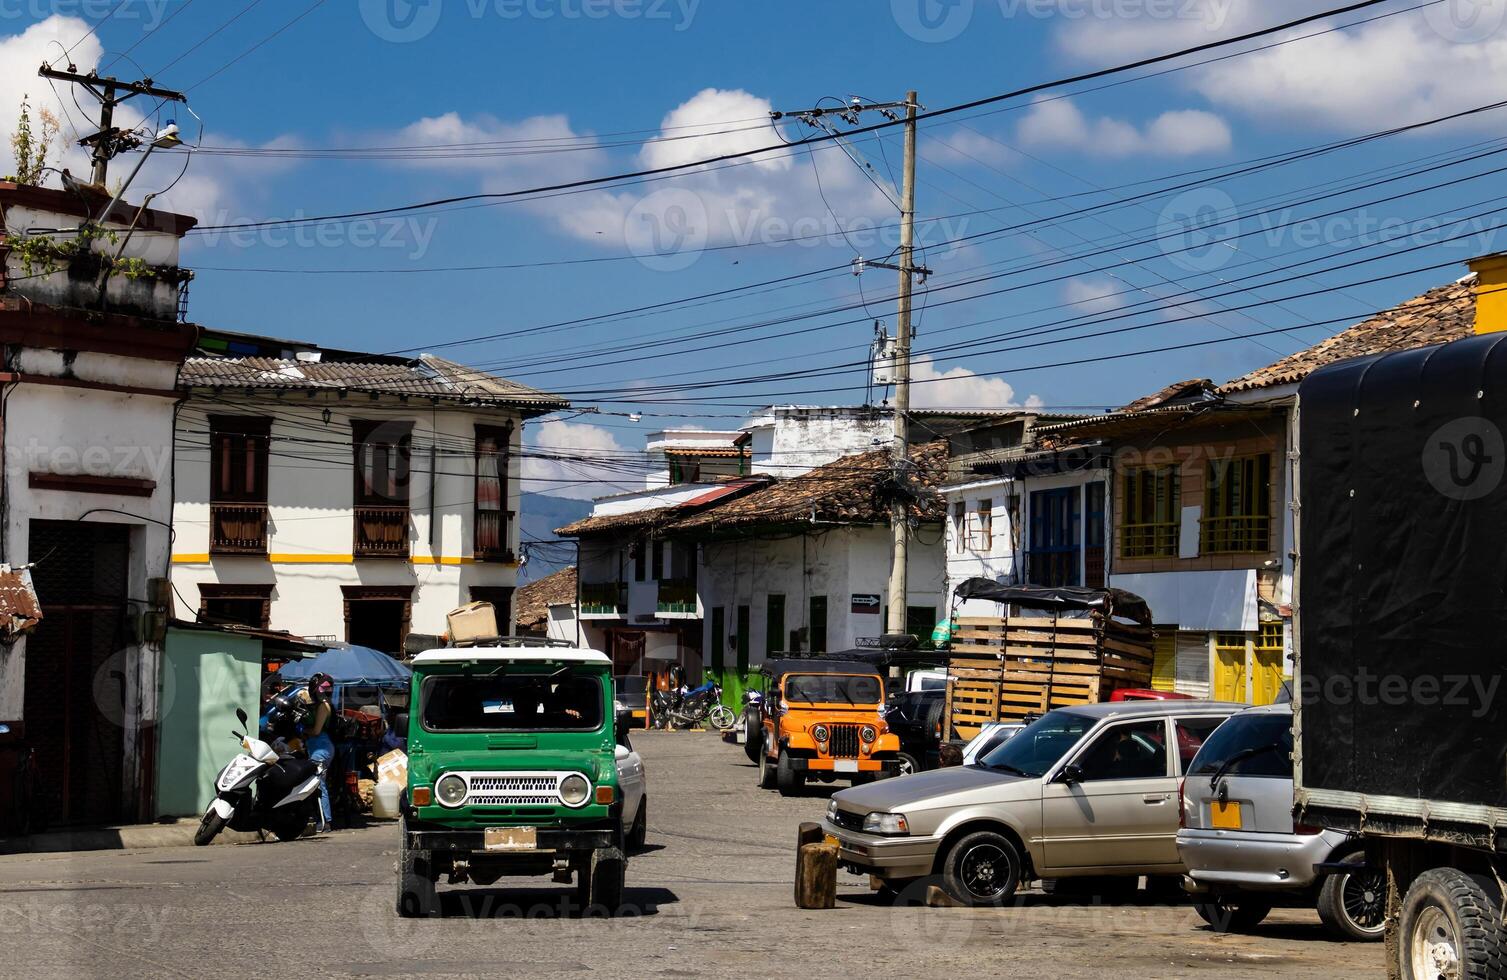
[1063,276,1123,314]
[522,420,639,500]
[1017,97,1231,157]
[909,355,1043,410]
[1053,1,1507,134]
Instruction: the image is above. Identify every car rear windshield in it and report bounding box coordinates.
[421,673,604,732]
[784,674,883,705]
[616,675,649,697]
[1187,711,1293,779]
[977,709,1095,778]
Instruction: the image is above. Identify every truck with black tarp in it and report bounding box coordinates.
[1294,332,1507,978]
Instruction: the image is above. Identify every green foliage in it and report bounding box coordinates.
[3,223,186,284]
[7,95,60,186]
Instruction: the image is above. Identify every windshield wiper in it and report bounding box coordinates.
[983,761,1032,777]
[1206,742,1284,794]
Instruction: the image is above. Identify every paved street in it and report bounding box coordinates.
[0,731,1383,979]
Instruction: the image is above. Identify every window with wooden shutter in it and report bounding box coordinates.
[1202,453,1272,554]
[474,424,513,561]
[351,420,413,558]
[1120,466,1179,558]
[208,416,270,555]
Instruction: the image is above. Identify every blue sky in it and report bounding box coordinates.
[5,0,1507,494]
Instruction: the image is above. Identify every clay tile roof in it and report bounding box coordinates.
[671,441,949,534]
[514,566,577,631]
[1120,378,1217,413]
[181,352,568,412]
[555,477,772,537]
[1223,279,1476,393]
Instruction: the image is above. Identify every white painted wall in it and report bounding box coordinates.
[170,394,527,639]
[942,477,1019,619]
[696,524,946,666]
[744,408,891,478]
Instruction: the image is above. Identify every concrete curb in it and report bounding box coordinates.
[1,820,262,855]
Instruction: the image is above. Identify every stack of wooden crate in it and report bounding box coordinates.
[945,611,1156,741]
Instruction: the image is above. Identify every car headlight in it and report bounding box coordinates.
[435,773,468,808]
[826,800,839,822]
[860,725,878,744]
[811,724,829,743]
[862,812,909,836]
[559,773,591,808]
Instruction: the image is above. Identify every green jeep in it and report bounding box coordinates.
[397,641,648,917]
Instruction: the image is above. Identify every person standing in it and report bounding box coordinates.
[305,673,336,834]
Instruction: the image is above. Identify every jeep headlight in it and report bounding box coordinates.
[559,773,591,808]
[436,773,468,808]
[860,725,878,745]
[862,812,909,836]
[811,724,829,743]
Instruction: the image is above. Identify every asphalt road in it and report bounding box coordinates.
[0,730,1384,979]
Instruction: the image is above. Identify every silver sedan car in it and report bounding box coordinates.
[1178,703,1385,941]
[822,699,1242,906]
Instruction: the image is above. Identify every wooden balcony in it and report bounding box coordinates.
[656,578,697,615]
[1120,521,1179,559]
[209,502,268,555]
[1200,515,1271,555]
[354,505,410,558]
[474,509,515,562]
[580,582,626,617]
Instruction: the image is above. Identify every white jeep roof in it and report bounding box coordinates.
[410,647,611,666]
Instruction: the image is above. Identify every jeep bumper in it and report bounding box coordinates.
[406,825,617,854]
[792,758,899,774]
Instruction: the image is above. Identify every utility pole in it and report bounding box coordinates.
[771,93,928,636]
[37,63,186,186]
[886,90,920,638]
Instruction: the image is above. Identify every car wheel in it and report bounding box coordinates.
[896,752,921,777]
[1317,852,1386,942]
[743,714,761,764]
[1193,898,1271,933]
[396,820,438,918]
[1398,867,1507,980]
[940,830,1022,906]
[775,751,802,796]
[628,798,648,852]
[758,736,777,789]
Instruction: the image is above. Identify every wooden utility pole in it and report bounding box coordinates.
[37,64,186,185]
[886,90,919,636]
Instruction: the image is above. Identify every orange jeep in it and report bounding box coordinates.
[753,659,901,796]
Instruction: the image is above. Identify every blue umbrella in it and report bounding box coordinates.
[278,644,412,687]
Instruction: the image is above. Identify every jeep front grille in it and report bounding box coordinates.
[829,724,862,759]
[446,771,573,808]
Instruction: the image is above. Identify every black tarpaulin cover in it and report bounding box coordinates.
[953,579,1153,626]
[1299,332,1507,809]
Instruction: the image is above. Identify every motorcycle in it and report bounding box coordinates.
[194,707,323,846]
[655,681,736,731]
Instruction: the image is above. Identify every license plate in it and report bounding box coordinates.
[1210,801,1242,829]
[484,826,537,851]
[833,760,859,773]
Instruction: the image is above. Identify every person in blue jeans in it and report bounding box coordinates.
[304,673,336,834]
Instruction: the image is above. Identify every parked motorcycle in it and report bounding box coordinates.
[194,708,323,846]
[654,681,735,731]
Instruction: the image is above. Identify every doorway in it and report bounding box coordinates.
[341,586,412,655]
[23,520,131,826]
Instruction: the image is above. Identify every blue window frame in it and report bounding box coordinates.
[1029,487,1081,587]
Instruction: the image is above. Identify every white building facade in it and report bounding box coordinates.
[170,330,567,652]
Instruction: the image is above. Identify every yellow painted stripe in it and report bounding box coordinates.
[171,553,517,568]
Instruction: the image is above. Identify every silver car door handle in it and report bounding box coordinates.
[1142,794,1170,804]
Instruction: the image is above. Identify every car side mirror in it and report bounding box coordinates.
[1059,763,1084,785]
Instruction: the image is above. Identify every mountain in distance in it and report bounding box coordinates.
[517,492,591,583]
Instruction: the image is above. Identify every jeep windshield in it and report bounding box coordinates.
[420,673,605,732]
[976,709,1095,778]
[784,674,883,705]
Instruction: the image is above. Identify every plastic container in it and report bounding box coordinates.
[372,780,402,820]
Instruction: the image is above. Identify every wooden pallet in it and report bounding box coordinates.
[945,613,1154,741]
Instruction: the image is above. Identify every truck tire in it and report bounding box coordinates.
[1192,898,1271,933]
[1398,867,1507,980]
[775,751,802,796]
[896,752,921,777]
[939,830,1022,906]
[1317,852,1386,942]
[581,845,626,917]
[396,825,438,918]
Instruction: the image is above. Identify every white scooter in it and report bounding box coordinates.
[194,707,324,846]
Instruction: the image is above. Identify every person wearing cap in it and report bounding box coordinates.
[305,673,336,833]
